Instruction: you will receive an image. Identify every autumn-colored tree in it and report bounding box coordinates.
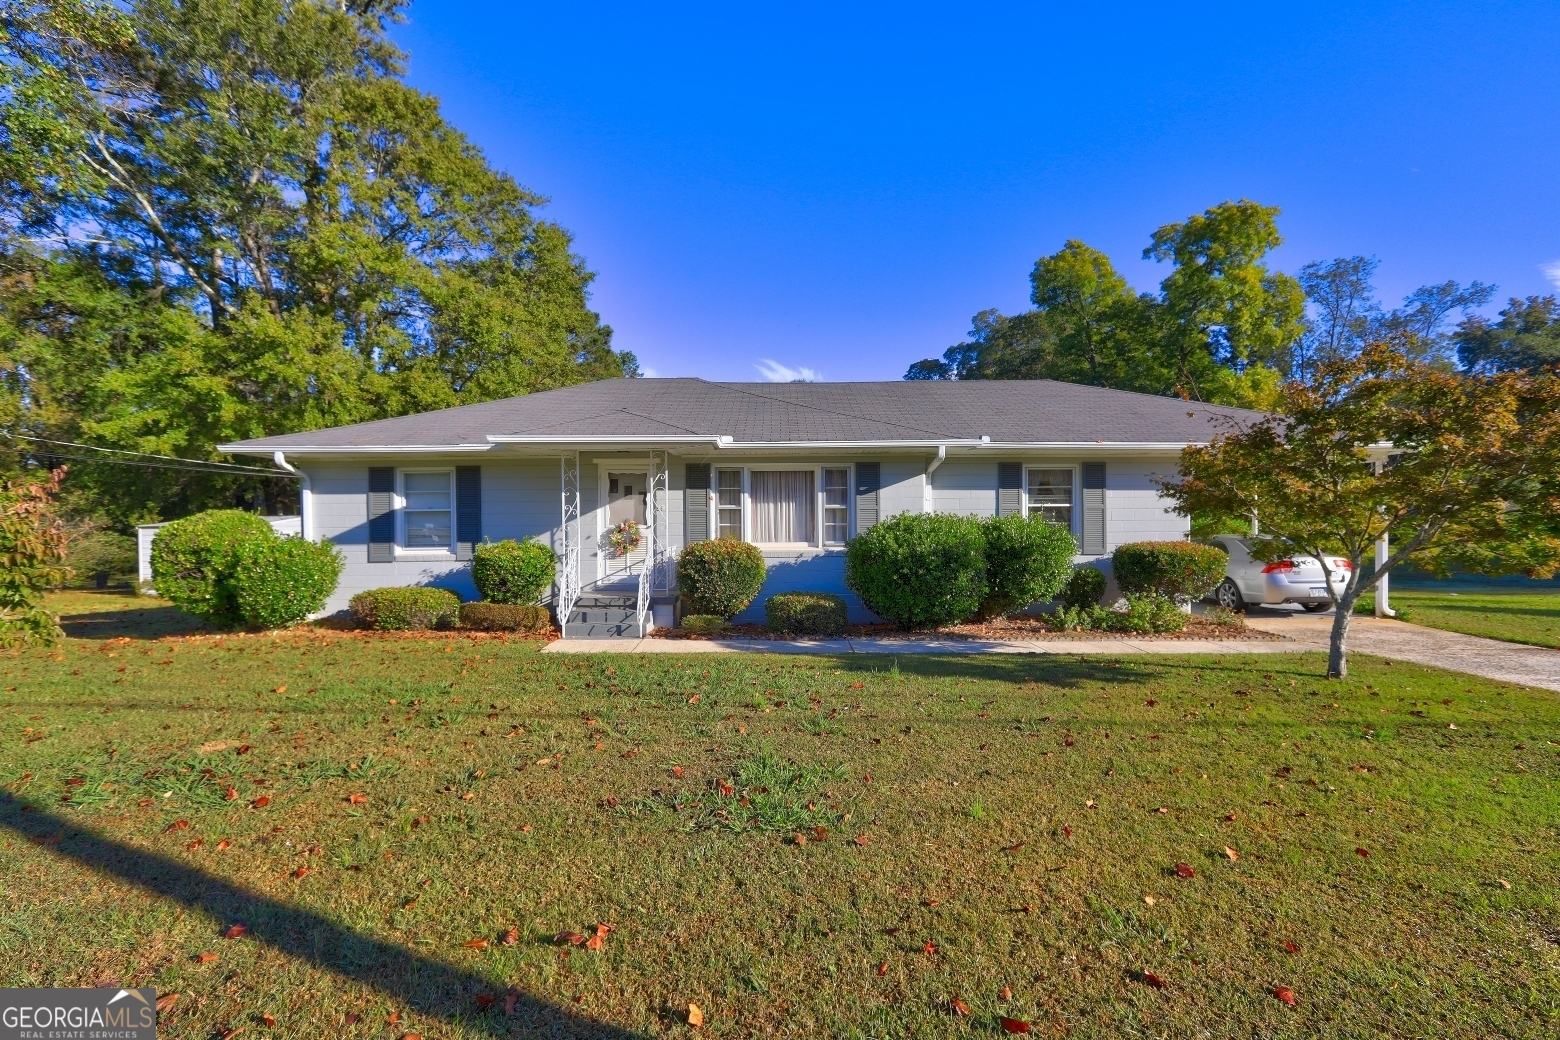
[0,466,70,645]
[1159,344,1560,678]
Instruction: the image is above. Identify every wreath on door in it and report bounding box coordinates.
[609,519,642,556]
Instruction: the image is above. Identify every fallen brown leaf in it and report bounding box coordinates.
[687,1003,705,1027]
[594,922,615,937]
[1355,847,1370,857]
[274,684,287,693]
[261,1012,276,1027]
[218,1027,244,1039]
[292,866,309,879]
[1142,970,1167,988]
[216,839,231,851]
[348,793,368,805]
[585,933,604,950]
[1174,862,1195,878]
[252,796,270,808]
[386,1011,400,1024]
[950,997,971,1016]
[923,940,936,957]
[1000,1018,1032,1034]
[155,993,179,1013]
[461,938,489,949]
[194,952,217,964]
[165,820,190,832]
[224,787,239,801]
[555,931,586,946]
[1223,846,1239,861]
[1274,985,1297,1006]
[1284,940,1299,952]
[223,923,248,939]
[474,995,495,1008]
[501,928,519,945]
[853,835,870,846]
[876,961,888,976]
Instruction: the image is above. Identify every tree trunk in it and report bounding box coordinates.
[1327,592,1359,679]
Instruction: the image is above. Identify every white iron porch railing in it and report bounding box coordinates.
[636,451,669,635]
[557,453,581,635]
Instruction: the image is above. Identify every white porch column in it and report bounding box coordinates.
[1374,532,1394,618]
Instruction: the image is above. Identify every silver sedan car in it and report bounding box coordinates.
[1203,535,1350,613]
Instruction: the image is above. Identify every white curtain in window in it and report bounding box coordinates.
[750,470,815,543]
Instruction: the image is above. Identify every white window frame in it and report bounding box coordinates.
[396,468,456,556]
[711,465,854,550]
[714,467,744,542]
[1024,466,1077,535]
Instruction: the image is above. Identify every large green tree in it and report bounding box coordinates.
[0,0,634,525]
[906,200,1300,409]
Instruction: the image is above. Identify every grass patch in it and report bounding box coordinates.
[1363,588,1560,648]
[0,590,1557,1037]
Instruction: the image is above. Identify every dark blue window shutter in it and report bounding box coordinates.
[456,466,481,560]
[997,462,1022,517]
[1082,462,1106,555]
[367,468,395,562]
[855,463,880,533]
[684,463,711,543]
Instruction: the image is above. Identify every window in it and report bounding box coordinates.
[716,469,743,539]
[1026,468,1073,527]
[750,470,815,544]
[822,468,849,544]
[402,470,453,549]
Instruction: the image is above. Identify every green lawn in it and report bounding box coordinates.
[1363,588,1560,649]
[2,591,1557,1038]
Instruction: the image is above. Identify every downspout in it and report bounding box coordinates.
[272,451,312,541]
[923,444,947,513]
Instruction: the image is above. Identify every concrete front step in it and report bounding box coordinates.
[565,594,644,639]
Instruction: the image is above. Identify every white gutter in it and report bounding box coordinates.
[224,438,1203,456]
[271,452,313,542]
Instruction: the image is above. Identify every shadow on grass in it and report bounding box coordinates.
[757,651,1327,687]
[60,606,210,641]
[0,793,645,1039]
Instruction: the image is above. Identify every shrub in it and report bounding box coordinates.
[766,592,848,636]
[151,510,276,627]
[349,586,461,630]
[979,514,1077,617]
[472,539,556,604]
[1112,540,1227,603]
[460,601,553,633]
[0,469,69,647]
[66,529,136,587]
[680,614,729,635]
[1059,565,1107,610]
[231,537,343,629]
[1050,594,1187,634]
[844,512,986,628]
[678,539,767,619]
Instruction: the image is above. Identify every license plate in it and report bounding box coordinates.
[1310,587,1328,597]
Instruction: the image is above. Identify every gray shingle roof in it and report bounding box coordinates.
[220,378,1263,453]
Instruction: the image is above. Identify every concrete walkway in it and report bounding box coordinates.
[1240,608,1560,691]
[542,607,1560,692]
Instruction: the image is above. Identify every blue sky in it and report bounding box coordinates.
[391,2,1560,382]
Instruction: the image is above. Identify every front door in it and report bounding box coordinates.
[599,471,648,585]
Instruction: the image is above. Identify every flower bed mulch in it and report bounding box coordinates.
[651,616,1283,642]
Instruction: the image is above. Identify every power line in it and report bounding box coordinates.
[6,446,297,479]
[16,435,283,475]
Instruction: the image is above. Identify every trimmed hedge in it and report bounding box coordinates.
[680,614,729,635]
[151,510,276,627]
[766,591,848,636]
[232,537,343,629]
[460,601,552,633]
[1059,566,1107,610]
[349,586,461,630]
[678,539,767,619]
[472,539,555,604]
[979,514,1077,617]
[1112,540,1227,602]
[845,512,986,628]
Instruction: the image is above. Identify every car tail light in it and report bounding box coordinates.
[1329,558,1352,570]
[1261,560,1295,573]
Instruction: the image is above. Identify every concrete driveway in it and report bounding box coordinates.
[1241,606,1560,692]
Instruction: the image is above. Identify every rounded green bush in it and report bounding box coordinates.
[1112,540,1227,602]
[979,514,1077,617]
[680,614,730,635]
[349,586,461,630]
[766,591,848,636]
[472,539,556,604]
[232,537,343,629]
[678,539,767,619]
[1059,566,1108,610]
[844,512,986,628]
[151,510,276,627]
[460,601,552,633]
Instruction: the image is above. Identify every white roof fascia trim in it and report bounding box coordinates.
[485,435,725,445]
[219,443,496,456]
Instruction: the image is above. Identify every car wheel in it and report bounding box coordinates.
[1215,578,1244,611]
[1301,602,1331,613]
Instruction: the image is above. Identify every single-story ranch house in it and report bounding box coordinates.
[220,378,1256,637]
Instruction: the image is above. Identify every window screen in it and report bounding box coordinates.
[716,469,743,539]
[403,471,452,548]
[1026,468,1074,528]
[823,468,849,544]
